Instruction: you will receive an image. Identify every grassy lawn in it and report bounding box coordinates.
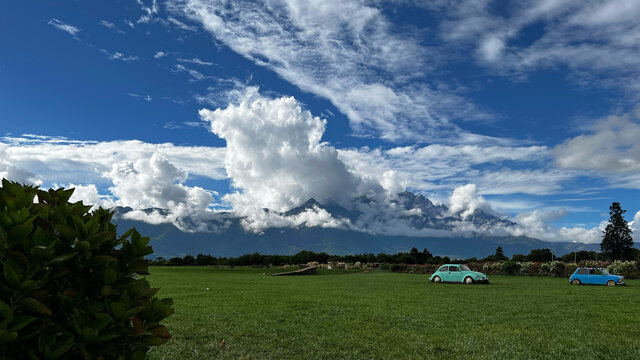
[147,267,640,360]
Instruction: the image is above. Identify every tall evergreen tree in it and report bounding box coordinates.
[601,202,634,260]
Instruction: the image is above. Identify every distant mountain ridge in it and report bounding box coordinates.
[111,191,600,259]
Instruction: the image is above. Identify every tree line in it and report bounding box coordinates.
[149,246,640,267]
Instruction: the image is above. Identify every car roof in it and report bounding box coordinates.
[441,264,464,266]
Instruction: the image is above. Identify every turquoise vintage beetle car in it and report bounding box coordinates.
[429,264,489,284]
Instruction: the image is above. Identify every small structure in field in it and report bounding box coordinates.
[272,266,317,276]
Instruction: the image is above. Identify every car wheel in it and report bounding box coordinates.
[607,280,616,286]
[571,279,581,285]
[433,276,441,283]
[464,276,473,284]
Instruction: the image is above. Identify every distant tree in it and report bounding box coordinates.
[410,247,420,263]
[601,202,634,260]
[408,247,433,264]
[560,251,598,263]
[196,254,215,266]
[527,248,554,262]
[511,254,526,262]
[183,254,196,265]
[494,246,508,261]
[422,248,433,262]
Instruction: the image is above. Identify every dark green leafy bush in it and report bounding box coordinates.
[0,180,173,359]
[501,261,519,275]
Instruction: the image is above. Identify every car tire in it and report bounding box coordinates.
[433,276,441,283]
[607,280,616,286]
[464,276,473,284]
[571,279,581,285]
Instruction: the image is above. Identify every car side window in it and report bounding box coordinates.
[449,266,459,272]
[593,269,602,275]
[576,269,588,275]
[439,266,448,272]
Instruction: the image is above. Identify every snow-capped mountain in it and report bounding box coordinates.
[111,191,599,258]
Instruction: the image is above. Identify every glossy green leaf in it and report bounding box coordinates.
[0,329,18,344]
[103,269,117,285]
[3,262,21,288]
[20,298,52,316]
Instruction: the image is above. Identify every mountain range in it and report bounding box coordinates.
[111,191,599,259]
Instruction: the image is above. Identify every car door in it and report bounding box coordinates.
[574,268,588,283]
[591,269,606,285]
[437,266,449,281]
[582,269,594,284]
[448,265,463,282]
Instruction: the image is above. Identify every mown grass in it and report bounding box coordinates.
[147,267,640,360]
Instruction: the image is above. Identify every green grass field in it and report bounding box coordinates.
[147,267,640,360]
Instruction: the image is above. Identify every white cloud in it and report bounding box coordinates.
[431,0,640,93]
[0,133,621,241]
[177,57,214,66]
[98,48,141,62]
[240,206,349,233]
[0,144,42,186]
[630,211,640,240]
[198,87,383,216]
[99,20,115,29]
[167,16,198,31]
[154,51,168,58]
[338,143,556,196]
[127,93,153,101]
[108,153,212,210]
[478,35,505,62]
[136,0,159,24]
[174,64,208,81]
[447,184,491,219]
[554,111,640,173]
[48,19,81,38]
[510,209,605,243]
[167,0,491,142]
[474,169,574,195]
[0,135,227,187]
[67,183,113,210]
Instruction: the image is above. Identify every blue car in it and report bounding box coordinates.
[570,267,624,286]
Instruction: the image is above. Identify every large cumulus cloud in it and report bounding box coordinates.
[199,88,385,214]
[447,184,492,219]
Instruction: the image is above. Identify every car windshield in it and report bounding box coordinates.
[460,265,471,271]
[601,269,610,275]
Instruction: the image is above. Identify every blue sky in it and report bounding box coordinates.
[1,0,639,242]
